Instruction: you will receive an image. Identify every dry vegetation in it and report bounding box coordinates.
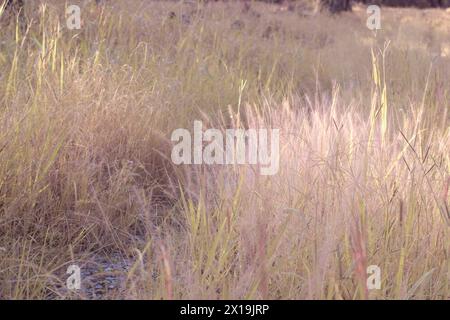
[0,0,449,299]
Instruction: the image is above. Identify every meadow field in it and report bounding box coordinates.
[0,0,449,299]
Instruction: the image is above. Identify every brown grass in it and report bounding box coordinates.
[0,0,448,299]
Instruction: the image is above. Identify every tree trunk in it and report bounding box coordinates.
[4,0,24,13]
[322,0,352,13]
[3,0,24,19]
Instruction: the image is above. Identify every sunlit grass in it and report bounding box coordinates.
[0,0,448,299]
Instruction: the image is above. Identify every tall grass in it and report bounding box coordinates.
[0,0,448,299]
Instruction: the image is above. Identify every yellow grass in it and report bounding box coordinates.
[0,0,448,299]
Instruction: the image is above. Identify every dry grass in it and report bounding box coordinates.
[0,0,448,299]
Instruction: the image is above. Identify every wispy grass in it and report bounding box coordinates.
[0,0,448,299]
